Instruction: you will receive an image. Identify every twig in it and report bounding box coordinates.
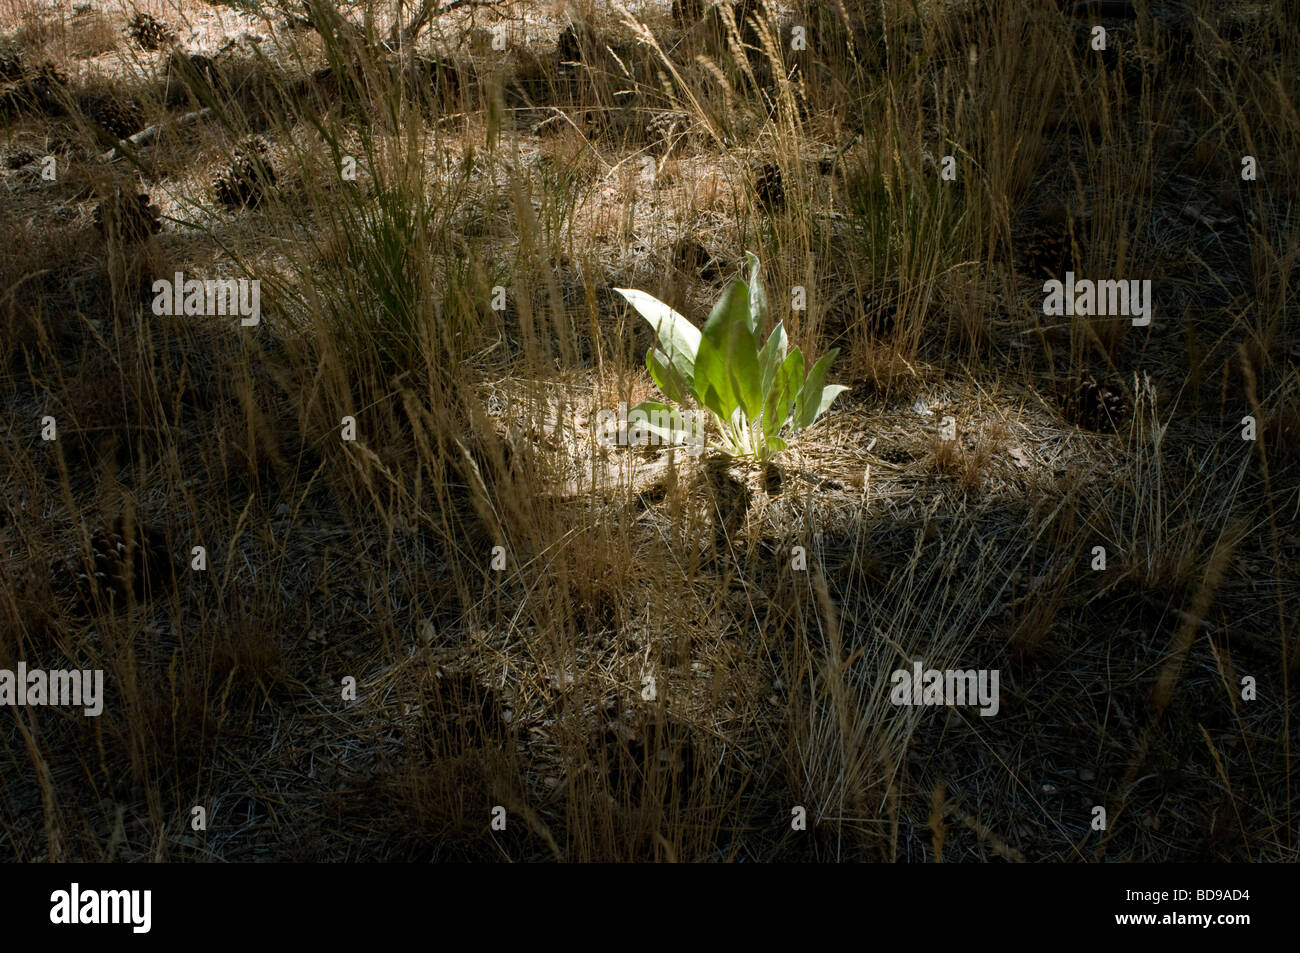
[99,107,214,162]
[384,0,503,51]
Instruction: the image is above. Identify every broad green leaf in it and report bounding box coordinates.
[699,281,762,421]
[693,332,731,422]
[725,320,763,422]
[761,355,788,437]
[745,251,767,338]
[696,379,729,424]
[761,389,784,439]
[779,348,804,419]
[761,346,802,439]
[758,321,787,397]
[794,348,840,430]
[626,401,697,447]
[615,288,700,376]
[647,347,690,404]
[701,278,750,333]
[812,384,850,422]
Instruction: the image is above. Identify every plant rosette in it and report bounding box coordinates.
[615,252,848,463]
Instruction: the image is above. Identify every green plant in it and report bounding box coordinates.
[615,253,848,462]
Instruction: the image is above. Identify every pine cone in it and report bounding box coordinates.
[862,290,897,338]
[671,0,706,25]
[86,95,145,140]
[671,236,721,281]
[877,444,914,465]
[557,23,585,64]
[1063,374,1128,432]
[411,669,511,757]
[1118,47,1147,95]
[1018,228,1074,279]
[214,136,277,209]
[401,55,460,105]
[58,517,176,612]
[126,12,176,51]
[24,61,69,114]
[595,706,696,804]
[2,146,36,169]
[94,185,162,243]
[30,60,68,87]
[754,161,784,211]
[0,45,22,82]
[0,84,20,115]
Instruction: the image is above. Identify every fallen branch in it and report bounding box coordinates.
[2,109,213,188]
[384,0,504,51]
[99,107,214,162]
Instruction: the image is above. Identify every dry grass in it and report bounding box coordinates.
[0,0,1296,861]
